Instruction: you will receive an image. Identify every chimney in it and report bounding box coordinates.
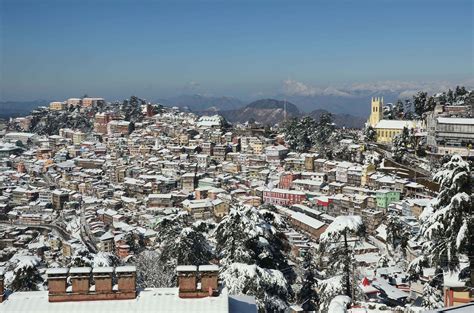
[46,268,69,296]
[0,267,5,303]
[92,267,113,293]
[115,266,136,294]
[69,267,91,293]
[177,265,198,297]
[199,265,219,295]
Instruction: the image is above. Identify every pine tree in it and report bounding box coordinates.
[391,127,414,163]
[383,104,394,120]
[297,250,319,311]
[319,215,364,298]
[413,91,428,117]
[364,125,376,142]
[160,227,214,267]
[421,282,444,309]
[393,100,405,119]
[386,213,409,254]
[215,206,294,312]
[134,250,174,288]
[10,263,43,291]
[419,154,473,284]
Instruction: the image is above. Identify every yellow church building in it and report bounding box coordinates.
[368,97,421,144]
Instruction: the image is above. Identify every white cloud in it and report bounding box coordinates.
[281,79,474,99]
[282,79,353,97]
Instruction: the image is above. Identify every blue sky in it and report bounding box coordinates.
[1,0,472,101]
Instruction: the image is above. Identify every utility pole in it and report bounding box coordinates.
[284,98,287,123]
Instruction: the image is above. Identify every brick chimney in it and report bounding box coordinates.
[46,268,69,295]
[199,265,219,295]
[70,267,91,293]
[0,267,5,303]
[115,266,136,294]
[92,267,113,293]
[177,265,198,298]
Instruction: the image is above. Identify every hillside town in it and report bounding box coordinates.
[0,88,472,313]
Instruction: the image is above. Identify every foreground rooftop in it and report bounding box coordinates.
[1,288,256,313]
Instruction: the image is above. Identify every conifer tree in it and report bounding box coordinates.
[297,249,319,311]
[419,155,473,284]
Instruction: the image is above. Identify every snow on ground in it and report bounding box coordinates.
[328,295,351,312]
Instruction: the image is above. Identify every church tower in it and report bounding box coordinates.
[369,96,383,127]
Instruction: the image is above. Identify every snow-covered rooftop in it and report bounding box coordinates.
[1,288,255,313]
[374,120,420,130]
[437,117,474,125]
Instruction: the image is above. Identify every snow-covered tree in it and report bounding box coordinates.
[93,252,120,267]
[386,213,409,254]
[222,263,291,312]
[318,275,346,312]
[377,254,390,268]
[70,245,93,267]
[160,227,214,268]
[419,155,473,282]
[391,127,414,163]
[421,282,444,309]
[134,250,174,288]
[283,113,337,156]
[364,125,376,142]
[319,216,364,298]
[413,91,428,117]
[383,104,394,120]
[296,249,319,311]
[392,100,405,119]
[215,206,294,312]
[283,117,317,152]
[9,256,43,291]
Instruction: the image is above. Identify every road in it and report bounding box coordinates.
[372,144,439,192]
[0,221,71,241]
[79,203,98,253]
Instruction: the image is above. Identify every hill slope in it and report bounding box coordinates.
[220,99,300,125]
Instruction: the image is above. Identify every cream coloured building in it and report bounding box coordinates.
[49,101,67,111]
[367,97,421,143]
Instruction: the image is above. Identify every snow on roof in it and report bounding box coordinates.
[115,266,137,273]
[1,288,238,313]
[228,295,258,313]
[198,265,219,272]
[375,224,387,241]
[289,211,326,230]
[443,270,466,288]
[374,120,420,129]
[437,117,474,125]
[371,278,408,300]
[148,193,172,199]
[176,265,197,272]
[69,267,92,274]
[92,267,114,274]
[46,268,69,276]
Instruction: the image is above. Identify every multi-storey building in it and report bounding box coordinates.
[262,188,306,206]
[426,114,474,156]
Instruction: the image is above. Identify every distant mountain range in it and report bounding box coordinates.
[196,98,366,128]
[0,100,50,118]
[156,94,243,112]
[0,96,367,128]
